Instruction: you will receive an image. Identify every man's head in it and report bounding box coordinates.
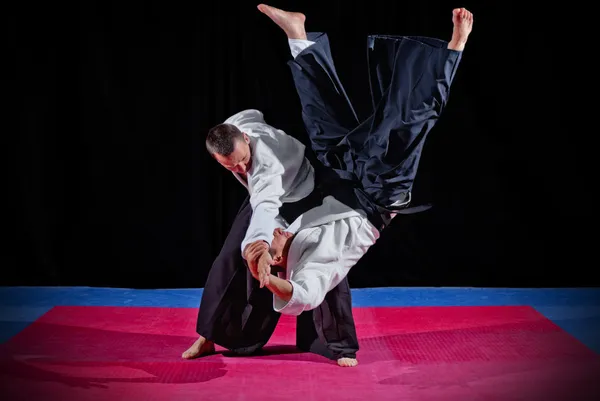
[206,123,252,174]
[270,227,295,267]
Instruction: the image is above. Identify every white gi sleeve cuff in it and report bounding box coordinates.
[273,280,305,316]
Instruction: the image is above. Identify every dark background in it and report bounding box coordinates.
[8,0,591,289]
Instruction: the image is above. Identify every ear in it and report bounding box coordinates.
[242,132,250,144]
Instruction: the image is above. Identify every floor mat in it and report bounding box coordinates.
[0,305,598,401]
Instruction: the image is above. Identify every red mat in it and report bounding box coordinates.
[1,306,598,401]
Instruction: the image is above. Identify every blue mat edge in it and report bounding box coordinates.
[1,286,599,353]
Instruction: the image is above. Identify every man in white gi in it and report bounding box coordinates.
[208,108,314,258]
[249,4,474,367]
[183,92,360,364]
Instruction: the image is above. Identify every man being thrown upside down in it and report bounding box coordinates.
[248,4,474,367]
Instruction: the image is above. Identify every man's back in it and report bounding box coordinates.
[224,109,314,204]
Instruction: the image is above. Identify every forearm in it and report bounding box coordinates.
[240,203,283,256]
[242,223,275,254]
[265,274,293,302]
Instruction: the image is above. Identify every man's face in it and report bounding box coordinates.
[270,227,294,266]
[213,134,252,174]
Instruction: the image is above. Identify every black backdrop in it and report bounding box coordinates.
[8,0,592,289]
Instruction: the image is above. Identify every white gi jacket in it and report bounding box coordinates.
[223,109,315,255]
[273,196,380,316]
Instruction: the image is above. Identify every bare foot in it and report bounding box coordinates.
[337,357,358,367]
[257,4,307,40]
[448,8,473,51]
[182,336,215,359]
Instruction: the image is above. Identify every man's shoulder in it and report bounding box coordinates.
[224,110,293,139]
[223,109,265,127]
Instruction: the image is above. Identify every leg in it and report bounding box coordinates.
[182,196,281,359]
[354,8,473,210]
[258,4,359,174]
[296,276,359,367]
[255,6,365,358]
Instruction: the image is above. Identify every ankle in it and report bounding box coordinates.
[448,39,466,51]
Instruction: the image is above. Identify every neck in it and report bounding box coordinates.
[269,236,294,270]
[281,236,294,269]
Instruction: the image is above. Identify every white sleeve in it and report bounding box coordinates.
[273,264,332,316]
[273,228,338,316]
[240,154,286,255]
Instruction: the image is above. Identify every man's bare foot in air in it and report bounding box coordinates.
[182,335,215,359]
[257,4,307,40]
[448,8,473,51]
[337,357,358,367]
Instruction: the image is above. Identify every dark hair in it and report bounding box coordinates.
[205,123,245,156]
